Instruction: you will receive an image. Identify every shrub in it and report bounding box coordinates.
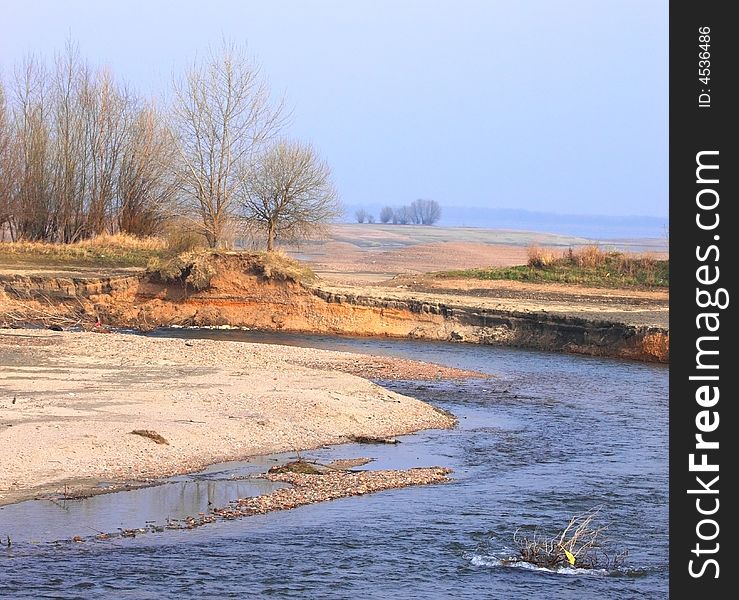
[527,245,557,268]
[148,251,216,291]
[573,244,607,268]
[165,227,207,254]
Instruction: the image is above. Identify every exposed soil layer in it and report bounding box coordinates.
[0,252,668,362]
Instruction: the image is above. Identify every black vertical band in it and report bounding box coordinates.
[670,2,734,594]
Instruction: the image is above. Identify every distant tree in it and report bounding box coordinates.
[409,202,421,225]
[410,198,441,225]
[379,206,393,224]
[239,139,342,251]
[355,208,368,223]
[395,206,412,225]
[367,213,375,223]
[171,41,284,248]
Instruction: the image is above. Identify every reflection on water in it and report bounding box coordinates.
[0,457,290,545]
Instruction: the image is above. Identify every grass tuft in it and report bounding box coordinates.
[527,245,557,268]
[250,250,317,283]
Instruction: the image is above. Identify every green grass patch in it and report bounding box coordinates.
[439,250,668,289]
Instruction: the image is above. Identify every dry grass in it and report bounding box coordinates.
[78,234,167,252]
[5,233,167,254]
[146,249,317,292]
[570,244,607,268]
[0,233,170,268]
[252,250,317,283]
[527,245,557,268]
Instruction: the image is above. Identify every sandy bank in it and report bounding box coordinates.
[0,330,462,506]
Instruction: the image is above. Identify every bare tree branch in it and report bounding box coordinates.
[239,139,342,251]
[170,41,285,248]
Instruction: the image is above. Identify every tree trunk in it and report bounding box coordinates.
[266,220,276,251]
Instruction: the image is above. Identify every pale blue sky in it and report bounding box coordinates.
[1,0,668,218]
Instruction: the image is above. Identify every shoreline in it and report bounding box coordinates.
[0,252,668,363]
[0,329,468,507]
[18,467,454,545]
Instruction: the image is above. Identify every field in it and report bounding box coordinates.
[283,224,668,284]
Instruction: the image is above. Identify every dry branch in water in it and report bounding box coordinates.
[347,434,400,445]
[512,507,628,570]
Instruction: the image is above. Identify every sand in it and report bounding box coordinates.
[0,329,462,506]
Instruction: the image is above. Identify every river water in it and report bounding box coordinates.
[1,331,667,599]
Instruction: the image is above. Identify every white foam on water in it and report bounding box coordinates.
[469,554,608,577]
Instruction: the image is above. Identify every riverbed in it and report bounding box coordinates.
[0,331,667,598]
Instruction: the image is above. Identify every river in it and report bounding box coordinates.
[1,331,668,599]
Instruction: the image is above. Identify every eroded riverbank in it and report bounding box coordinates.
[0,252,669,362]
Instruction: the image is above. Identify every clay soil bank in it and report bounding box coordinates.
[0,252,669,362]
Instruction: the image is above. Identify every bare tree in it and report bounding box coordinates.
[239,140,341,251]
[394,205,412,225]
[410,198,441,225]
[116,104,178,236]
[171,41,284,248]
[12,55,54,241]
[49,41,89,242]
[81,69,132,237]
[355,208,368,223]
[1,42,179,243]
[422,199,441,225]
[367,213,375,223]
[0,76,18,239]
[379,206,393,224]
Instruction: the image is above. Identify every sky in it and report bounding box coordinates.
[1,0,668,218]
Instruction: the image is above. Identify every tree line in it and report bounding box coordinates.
[0,41,341,250]
[355,199,441,225]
